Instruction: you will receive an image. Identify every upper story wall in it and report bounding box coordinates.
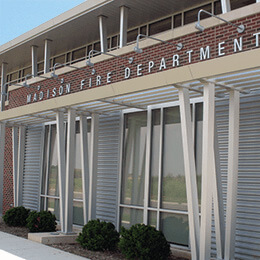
[0,0,257,84]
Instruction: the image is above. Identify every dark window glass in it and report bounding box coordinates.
[230,0,255,10]
[184,4,212,25]
[87,44,93,56]
[53,54,65,66]
[66,53,71,63]
[111,36,118,49]
[94,42,101,52]
[22,67,32,78]
[140,25,147,35]
[10,71,19,81]
[72,47,86,61]
[214,0,222,14]
[127,28,138,43]
[37,62,44,74]
[174,13,182,28]
[149,17,172,36]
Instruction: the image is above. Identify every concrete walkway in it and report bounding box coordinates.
[0,231,90,260]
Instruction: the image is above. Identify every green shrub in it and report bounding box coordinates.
[77,219,119,251]
[119,224,170,260]
[3,206,30,227]
[26,211,56,232]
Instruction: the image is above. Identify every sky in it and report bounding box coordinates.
[0,0,87,46]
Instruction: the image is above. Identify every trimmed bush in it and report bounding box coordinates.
[3,206,30,227]
[77,219,119,251]
[26,211,56,232]
[119,224,170,260]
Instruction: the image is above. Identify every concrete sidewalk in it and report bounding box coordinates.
[0,231,90,260]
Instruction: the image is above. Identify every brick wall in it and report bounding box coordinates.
[3,12,260,212]
[3,126,13,214]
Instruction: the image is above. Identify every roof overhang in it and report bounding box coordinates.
[0,0,219,72]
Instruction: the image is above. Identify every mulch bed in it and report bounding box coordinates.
[0,221,188,260]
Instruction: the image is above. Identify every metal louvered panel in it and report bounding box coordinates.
[96,112,121,225]
[22,125,44,211]
[213,94,260,259]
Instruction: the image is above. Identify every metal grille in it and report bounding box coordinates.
[214,94,260,259]
[22,125,44,211]
[96,112,121,225]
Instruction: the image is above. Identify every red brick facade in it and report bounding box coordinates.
[3,12,260,213]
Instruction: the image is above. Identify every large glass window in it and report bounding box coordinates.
[120,102,203,248]
[41,119,91,226]
[121,112,147,206]
[162,107,186,211]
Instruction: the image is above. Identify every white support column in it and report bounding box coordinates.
[221,0,231,13]
[44,39,52,74]
[31,45,38,77]
[143,108,152,225]
[119,6,128,48]
[12,127,19,207]
[1,62,7,112]
[179,88,200,260]
[99,16,108,53]
[224,90,240,260]
[65,108,76,233]
[56,111,66,233]
[200,83,215,260]
[80,115,89,224]
[17,126,25,206]
[0,122,6,216]
[213,122,225,260]
[88,114,99,220]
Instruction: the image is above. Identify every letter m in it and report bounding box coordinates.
[200,46,211,60]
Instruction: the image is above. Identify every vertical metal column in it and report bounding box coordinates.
[31,45,38,77]
[99,16,108,53]
[221,0,231,13]
[143,108,152,225]
[0,122,6,216]
[88,114,99,220]
[12,127,19,207]
[179,87,200,260]
[44,39,52,74]
[213,122,225,259]
[56,111,66,233]
[80,115,89,225]
[224,90,240,260]
[200,83,215,260]
[65,109,76,233]
[1,63,7,111]
[119,6,128,48]
[17,126,26,206]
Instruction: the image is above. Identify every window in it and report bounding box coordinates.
[111,36,118,49]
[174,13,182,28]
[72,47,86,62]
[127,28,138,43]
[184,4,212,25]
[230,0,256,10]
[53,54,65,66]
[22,67,32,80]
[37,62,44,75]
[214,0,222,15]
[41,120,91,225]
[120,102,203,246]
[149,17,172,36]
